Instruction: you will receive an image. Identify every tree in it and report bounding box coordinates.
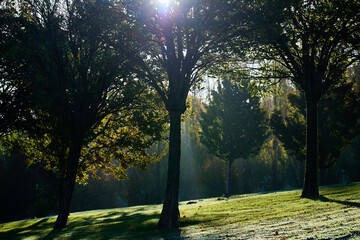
[270,80,360,184]
[232,0,360,197]
[200,79,268,197]
[124,0,232,228]
[0,151,57,223]
[0,0,166,229]
[0,8,34,135]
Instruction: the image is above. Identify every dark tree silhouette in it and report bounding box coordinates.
[1,0,166,229]
[270,80,360,185]
[231,0,360,197]
[125,0,232,228]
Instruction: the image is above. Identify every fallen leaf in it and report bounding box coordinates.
[182,231,186,234]
[181,211,185,215]
[307,230,313,233]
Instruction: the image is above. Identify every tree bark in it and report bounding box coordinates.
[225,159,232,197]
[301,96,319,198]
[158,110,182,229]
[53,138,83,230]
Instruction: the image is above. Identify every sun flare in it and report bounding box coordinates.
[157,0,170,7]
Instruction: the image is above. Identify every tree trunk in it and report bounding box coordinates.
[158,111,182,229]
[225,159,232,197]
[58,157,66,210]
[53,138,83,230]
[58,175,65,210]
[301,96,319,198]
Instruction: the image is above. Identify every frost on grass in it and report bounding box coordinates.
[181,203,360,239]
[1,183,360,240]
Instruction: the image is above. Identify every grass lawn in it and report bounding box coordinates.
[1,183,360,239]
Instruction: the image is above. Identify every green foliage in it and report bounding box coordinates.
[79,99,168,183]
[0,0,168,183]
[236,0,360,91]
[200,78,268,162]
[270,80,360,170]
[231,0,360,197]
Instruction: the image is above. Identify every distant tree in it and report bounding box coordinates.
[200,79,268,197]
[270,80,360,184]
[0,0,166,229]
[231,0,360,197]
[0,152,57,223]
[124,0,232,229]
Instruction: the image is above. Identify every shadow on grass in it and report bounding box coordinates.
[1,209,200,240]
[316,195,360,208]
[43,211,185,240]
[0,218,52,240]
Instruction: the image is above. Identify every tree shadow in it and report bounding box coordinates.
[1,209,190,240]
[316,195,360,208]
[40,210,183,240]
[0,218,51,240]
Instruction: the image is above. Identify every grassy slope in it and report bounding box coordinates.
[1,183,360,239]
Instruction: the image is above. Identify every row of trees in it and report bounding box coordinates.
[1,0,359,230]
[2,84,359,222]
[1,0,168,229]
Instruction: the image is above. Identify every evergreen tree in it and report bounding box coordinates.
[200,79,268,197]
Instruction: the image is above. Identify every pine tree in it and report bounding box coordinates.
[200,79,268,197]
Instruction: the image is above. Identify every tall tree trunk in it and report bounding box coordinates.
[225,159,232,197]
[58,157,66,210]
[301,96,319,198]
[53,138,83,230]
[158,110,182,229]
[58,174,65,210]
